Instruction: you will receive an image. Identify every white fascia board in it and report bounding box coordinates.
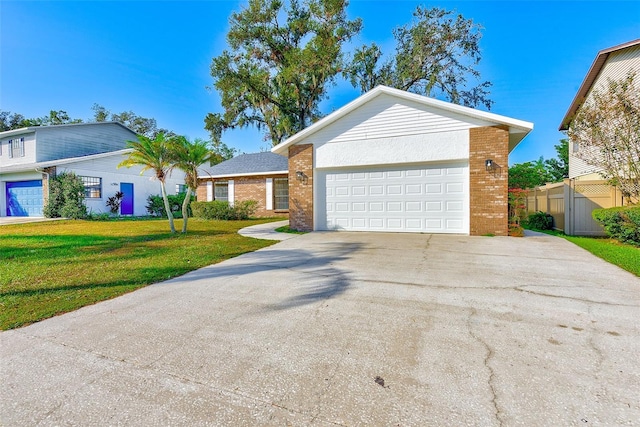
[0,149,133,174]
[0,128,36,138]
[272,85,534,155]
[198,170,288,179]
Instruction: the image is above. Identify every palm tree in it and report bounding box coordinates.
[118,132,176,233]
[169,137,219,233]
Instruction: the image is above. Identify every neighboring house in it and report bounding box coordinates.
[553,39,640,235]
[0,122,186,217]
[196,152,289,217]
[272,85,533,235]
[560,38,640,180]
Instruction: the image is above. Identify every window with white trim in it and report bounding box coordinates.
[214,182,228,202]
[176,184,187,194]
[80,176,102,198]
[274,177,289,210]
[9,137,25,158]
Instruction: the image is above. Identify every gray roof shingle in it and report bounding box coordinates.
[201,152,288,178]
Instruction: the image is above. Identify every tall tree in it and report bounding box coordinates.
[169,137,216,233]
[544,139,569,182]
[568,71,640,199]
[118,133,177,233]
[207,0,362,146]
[92,104,165,138]
[344,6,493,109]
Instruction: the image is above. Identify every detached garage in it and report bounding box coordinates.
[272,85,533,236]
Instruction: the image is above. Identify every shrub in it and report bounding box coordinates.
[146,193,195,218]
[508,188,528,225]
[593,206,640,246]
[525,211,554,230]
[106,191,124,214]
[191,200,258,220]
[43,172,87,219]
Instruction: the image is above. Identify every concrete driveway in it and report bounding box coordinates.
[1,231,639,426]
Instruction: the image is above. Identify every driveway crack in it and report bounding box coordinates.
[466,308,503,427]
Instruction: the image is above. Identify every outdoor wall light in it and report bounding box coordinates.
[296,171,305,181]
[485,159,494,172]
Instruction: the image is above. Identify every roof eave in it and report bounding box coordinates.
[559,38,640,131]
[273,85,533,155]
[0,149,134,174]
[198,170,289,179]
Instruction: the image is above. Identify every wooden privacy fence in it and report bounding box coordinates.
[525,179,625,236]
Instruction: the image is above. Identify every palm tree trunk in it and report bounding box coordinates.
[181,187,192,233]
[160,181,176,233]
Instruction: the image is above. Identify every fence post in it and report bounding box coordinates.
[564,178,572,235]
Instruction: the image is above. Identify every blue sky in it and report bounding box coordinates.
[1,1,638,164]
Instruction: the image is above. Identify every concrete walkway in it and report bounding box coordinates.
[238,219,298,241]
[1,231,639,426]
[0,217,63,226]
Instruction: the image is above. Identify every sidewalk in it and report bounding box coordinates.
[238,219,298,241]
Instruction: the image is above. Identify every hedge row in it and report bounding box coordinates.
[191,200,258,220]
[593,206,640,246]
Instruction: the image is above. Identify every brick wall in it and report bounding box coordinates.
[235,174,288,217]
[288,144,314,231]
[195,175,289,218]
[469,125,510,236]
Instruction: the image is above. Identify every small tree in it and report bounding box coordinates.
[119,133,176,233]
[568,71,640,199]
[168,137,216,233]
[43,172,87,219]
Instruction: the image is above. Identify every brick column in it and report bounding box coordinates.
[288,144,313,231]
[469,126,509,236]
[42,166,56,208]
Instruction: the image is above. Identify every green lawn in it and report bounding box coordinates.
[0,218,280,330]
[562,235,640,277]
[534,229,640,277]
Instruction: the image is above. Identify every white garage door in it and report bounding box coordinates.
[321,162,468,233]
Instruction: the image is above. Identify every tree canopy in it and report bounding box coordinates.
[343,6,493,109]
[508,140,569,189]
[206,0,362,146]
[207,2,495,146]
[169,137,217,232]
[568,71,640,199]
[0,110,82,131]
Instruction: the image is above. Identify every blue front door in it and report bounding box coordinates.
[120,183,134,215]
[6,180,43,216]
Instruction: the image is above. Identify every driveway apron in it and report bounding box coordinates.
[1,232,639,426]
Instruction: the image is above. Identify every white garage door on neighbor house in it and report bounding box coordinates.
[318,162,469,233]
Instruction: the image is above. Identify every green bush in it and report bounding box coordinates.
[191,200,258,220]
[43,172,87,219]
[593,206,640,246]
[146,193,195,218]
[524,211,554,230]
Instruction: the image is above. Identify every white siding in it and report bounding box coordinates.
[60,154,185,215]
[569,45,640,179]
[0,133,37,167]
[316,130,469,169]
[591,45,640,93]
[304,93,494,147]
